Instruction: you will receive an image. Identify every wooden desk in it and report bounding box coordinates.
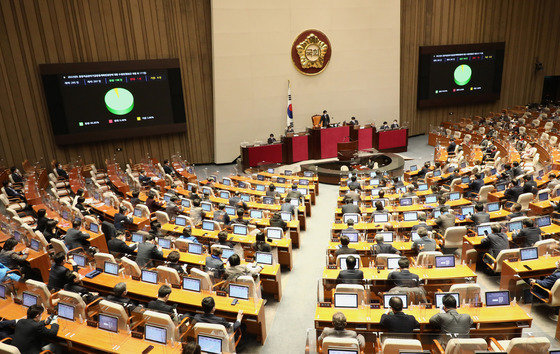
[327,241,414,261]
[500,255,560,293]
[88,202,150,231]
[77,268,268,344]
[0,299,180,353]
[0,229,50,282]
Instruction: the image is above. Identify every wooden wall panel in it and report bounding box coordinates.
[401,0,560,136]
[0,0,213,169]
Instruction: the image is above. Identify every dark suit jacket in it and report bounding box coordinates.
[64,228,90,251]
[447,142,456,153]
[136,242,164,268]
[335,245,359,257]
[479,232,509,258]
[505,185,523,202]
[269,217,287,231]
[536,270,560,289]
[107,294,138,310]
[387,269,419,287]
[320,114,330,127]
[512,166,523,177]
[12,319,59,354]
[342,204,361,214]
[513,227,542,247]
[146,198,161,213]
[411,222,432,232]
[205,255,225,277]
[48,264,76,291]
[372,243,398,256]
[35,216,51,233]
[0,320,16,340]
[380,311,420,333]
[468,179,485,194]
[101,221,117,241]
[114,213,133,231]
[472,212,490,225]
[11,172,23,183]
[412,237,437,252]
[163,165,173,175]
[252,241,272,252]
[523,180,537,194]
[337,269,364,284]
[108,238,137,256]
[193,312,241,331]
[147,299,176,318]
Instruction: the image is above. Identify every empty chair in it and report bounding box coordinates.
[516,193,534,210]
[194,323,240,354]
[441,226,467,249]
[416,251,443,267]
[25,279,53,311]
[449,283,482,304]
[550,135,558,146]
[438,338,487,354]
[381,338,422,354]
[94,253,117,270]
[232,275,262,300]
[121,257,141,278]
[156,265,181,286]
[155,211,170,225]
[484,248,520,273]
[374,254,398,267]
[473,185,494,203]
[142,310,180,342]
[50,239,69,255]
[135,204,151,218]
[334,284,367,306]
[490,336,550,353]
[534,239,558,256]
[57,290,90,321]
[453,131,461,140]
[190,268,213,291]
[98,300,130,331]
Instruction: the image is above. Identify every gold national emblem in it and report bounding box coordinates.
[296,33,328,69]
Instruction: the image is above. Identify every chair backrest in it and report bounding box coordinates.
[334,284,366,306]
[143,310,178,342]
[194,323,235,354]
[94,252,117,270]
[232,275,261,300]
[58,289,87,321]
[445,338,487,354]
[534,238,558,256]
[506,336,550,354]
[374,254,399,267]
[443,226,467,248]
[548,279,560,307]
[50,238,69,255]
[156,265,181,286]
[449,283,482,304]
[190,268,213,291]
[416,251,443,267]
[204,220,222,231]
[0,342,21,354]
[477,185,494,202]
[321,336,360,354]
[155,211,170,225]
[33,230,49,249]
[516,192,534,209]
[136,204,151,218]
[25,279,52,311]
[381,338,422,354]
[121,257,141,278]
[494,248,520,272]
[121,200,134,214]
[98,299,129,331]
[550,136,558,145]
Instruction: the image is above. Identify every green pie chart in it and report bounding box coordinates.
[454,64,472,86]
[104,88,134,115]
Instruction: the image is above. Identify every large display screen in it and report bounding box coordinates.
[40,59,186,145]
[417,42,505,108]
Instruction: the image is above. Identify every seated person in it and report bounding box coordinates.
[229,191,247,210]
[411,214,432,232]
[343,219,357,233]
[0,319,16,341]
[446,138,456,154]
[387,257,419,288]
[114,205,133,231]
[138,169,152,185]
[281,197,296,216]
[10,166,24,184]
[130,191,141,207]
[266,184,280,198]
[335,235,358,257]
[390,119,399,129]
[106,282,137,311]
[429,294,473,346]
[147,285,180,321]
[467,173,485,198]
[74,196,90,216]
[379,121,389,130]
[35,208,53,233]
[269,212,288,231]
[225,254,262,282]
[214,231,234,249]
[12,305,59,354]
[251,231,272,252]
[107,231,137,256]
[380,296,420,333]
[369,201,386,221]
[55,162,69,179]
[64,219,92,253]
[403,184,416,197]
[2,180,24,200]
[348,117,359,126]
[42,220,59,243]
[232,208,249,226]
[529,261,560,301]
[371,234,399,256]
[513,218,542,248]
[286,184,303,202]
[213,203,231,225]
[318,312,365,349]
[48,252,88,295]
[336,255,363,284]
[190,199,205,225]
[145,191,162,213]
[0,238,28,271]
[136,234,164,268]
[165,250,186,275]
[205,247,225,278]
[504,179,523,202]
[341,197,360,215]
[347,176,361,191]
[193,297,243,335]
[522,175,537,194]
[179,226,200,244]
[508,203,526,219]
[434,206,455,235]
[471,202,490,225]
[267,133,276,144]
[162,159,173,175]
[165,196,181,221]
[412,227,436,253]
[416,162,430,179]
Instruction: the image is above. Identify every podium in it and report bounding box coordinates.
[349,124,374,151]
[308,126,350,159]
[373,128,408,152]
[240,143,283,170]
[337,140,358,161]
[282,133,309,164]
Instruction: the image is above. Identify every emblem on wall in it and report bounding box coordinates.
[291,29,332,75]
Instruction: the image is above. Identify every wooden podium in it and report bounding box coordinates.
[337,140,358,161]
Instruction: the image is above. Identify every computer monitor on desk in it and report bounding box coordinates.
[378,231,393,243]
[435,255,455,268]
[233,224,248,235]
[425,195,437,204]
[158,238,171,249]
[486,202,500,212]
[181,199,191,208]
[383,294,408,309]
[202,220,215,231]
[131,232,144,243]
[343,214,359,223]
[188,243,203,255]
[403,212,417,222]
[280,212,292,222]
[461,206,474,216]
[434,292,460,308]
[182,277,201,292]
[133,208,142,217]
[22,292,38,307]
[229,284,249,300]
[89,223,99,233]
[250,210,263,219]
[221,248,235,260]
[57,303,75,321]
[141,270,158,284]
[98,314,119,333]
[508,221,523,233]
[339,255,361,270]
[520,247,538,261]
[145,324,167,344]
[373,213,389,223]
[449,192,460,201]
[198,335,222,354]
[256,252,273,265]
[537,216,552,227]
[104,261,119,275]
[418,183,428,191]
[496,183,506,192]
[387,257,400,270]
[477,225,492,236]
[341,231,359,243]
[0,284,6,299]
[485,290,510,306]
[333,293,358,308]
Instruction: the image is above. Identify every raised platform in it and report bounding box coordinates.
[299,153,405,184]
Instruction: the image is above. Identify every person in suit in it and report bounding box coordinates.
[0,238,28,270]
[0,319,16,341]
[213,203,231,225]
[347,176,361,191]
[135,234,164,268]
[138,169,152,185]
[42,220,59,243]
[205,247,225,278]
[505,179,524,202]
[189,199,205,225]
[267,134,276,144]
[35,209,53,233]
[416,162,430,179]
[341,197,360,215]
[64,219,91,252]
[471,203,490,225]
[10,166,24,184]
[114,205,133,231]
[232,208,249,226]
[412,227,437,253]
[228,191,247,210]
[513,218,542,248]
[2,181,24,200]
[130,191,141,207]
[281,197,296,216]
[508,203,526,219]
[74,196,90,216]
[318,312,365,349]
[165,196,181,221]
[522,175,538,194]
[286,184,303,202]
[335,235,359,257]
[336,255,363,284]
[147,285,180,320]
[162,160,173,175]
[145,191,162,213]
[266,184,280,198]
[390,119,399,129]
[548,173,559,191]
[225,253,262,282]
[379,121,389,130]
[446,138,457,154]
[108,231,137,256]
[343,219,358,233]
[252,231,272,252]
[166,250,186,276]
[467,173,485,198]
[429,294,473,346]
[55,162,69,179]
[512,161,523,177]
[529,261,560,300]
[435,206,455,235]
[193,297,243,334]
[477,223,509,261]
[269,212,287,231]
[214,231,235,249]
[12,305,59,354]
[348,117,359,126]
[411,214,432,232]
[380,296,420,333]
[48,252,88,294]
[106,282,137,311]
[387,257,419,288]
[371,234,399,256]
[320,110,330,127]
